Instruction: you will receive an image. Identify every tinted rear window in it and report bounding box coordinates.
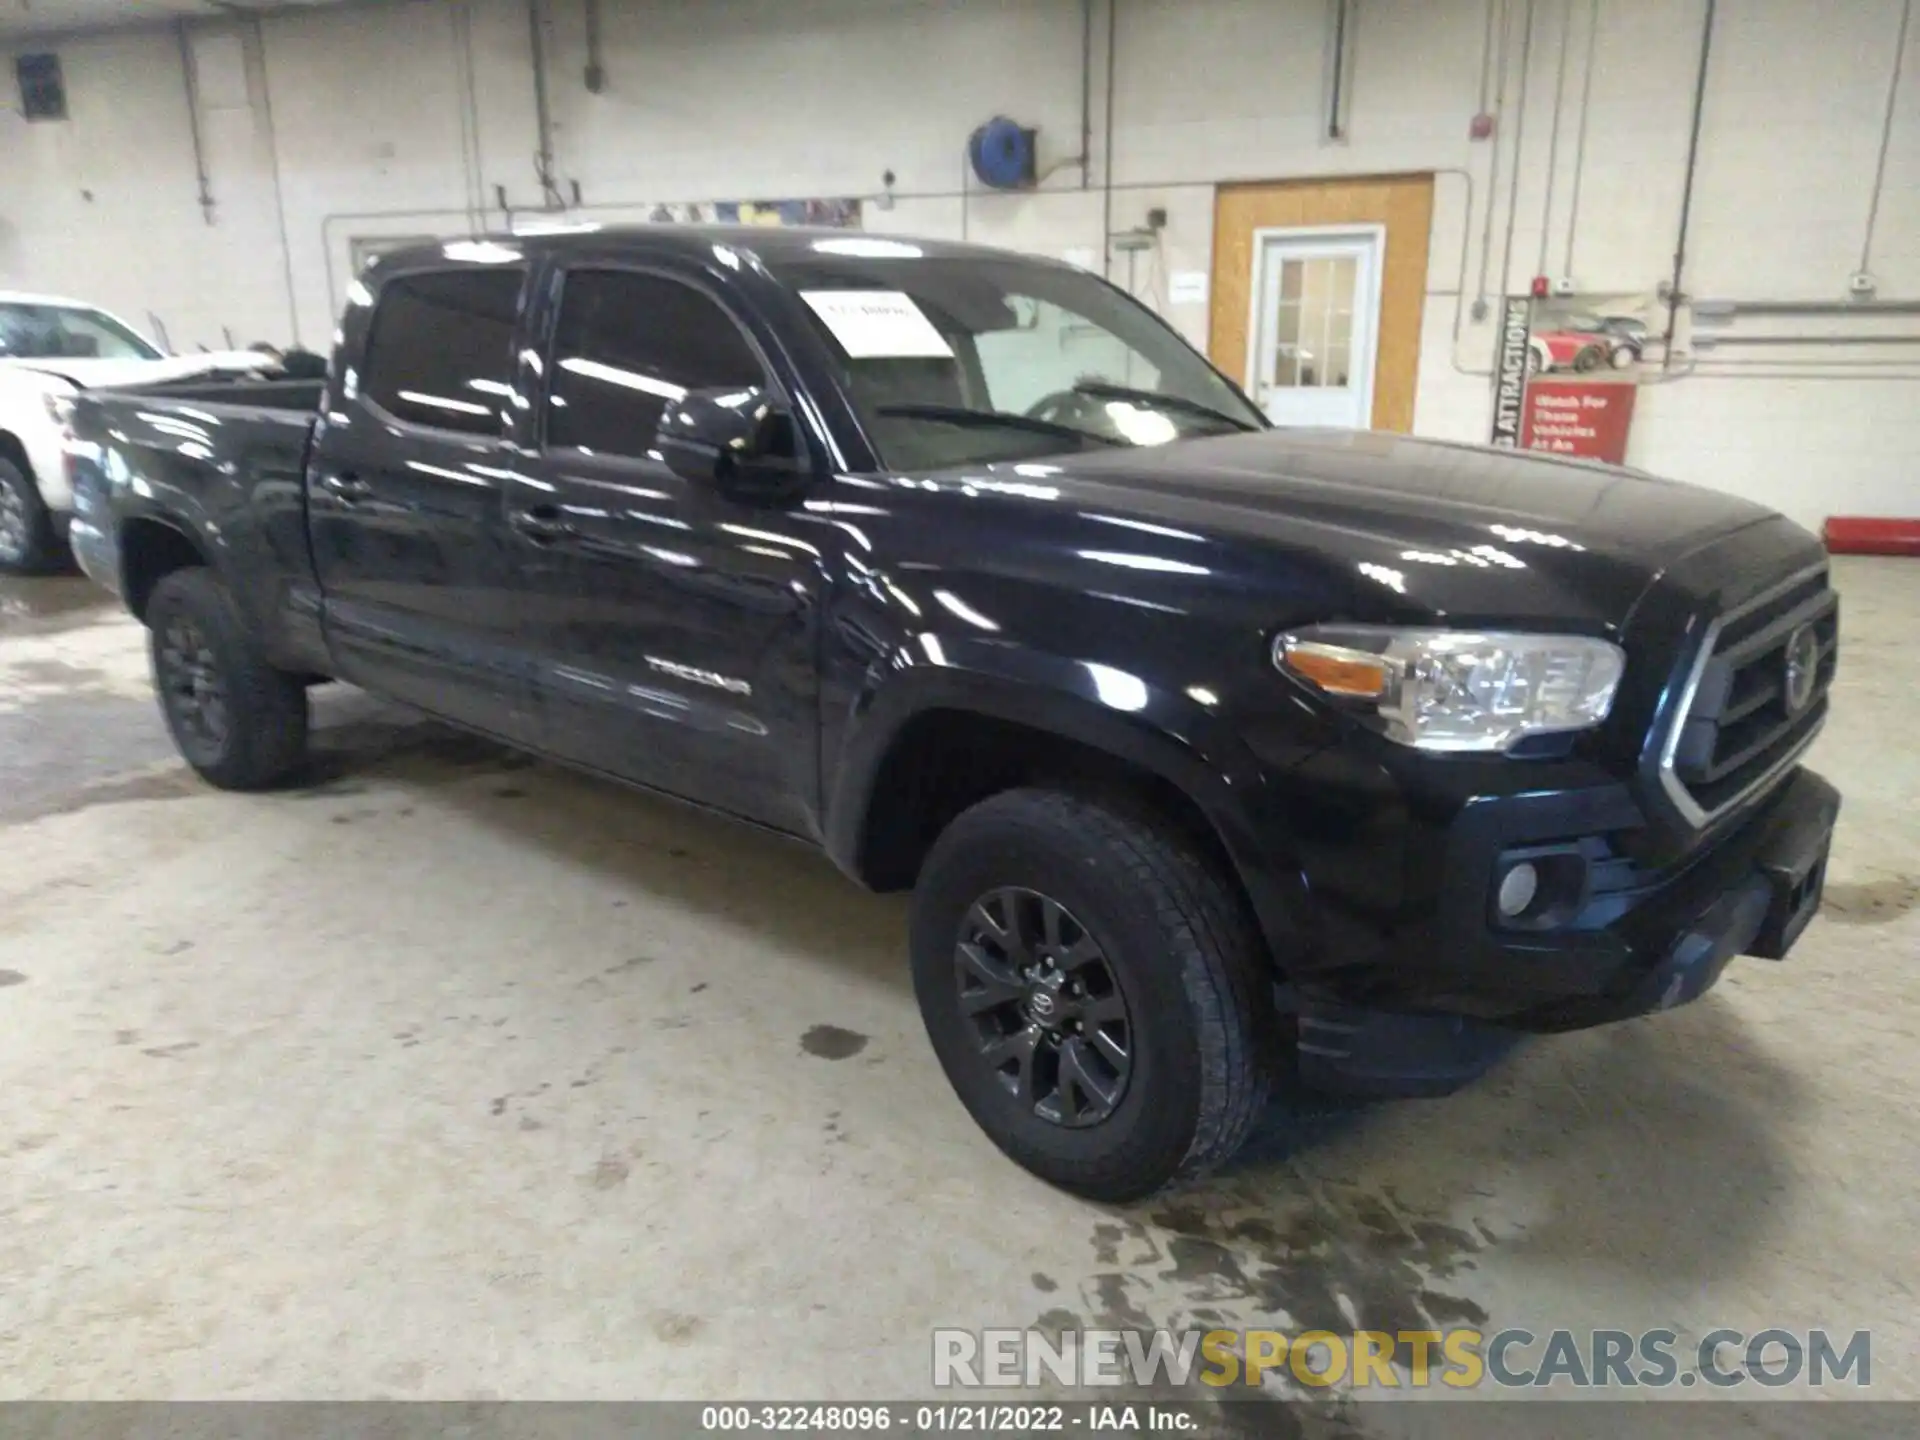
[361,269,523,435]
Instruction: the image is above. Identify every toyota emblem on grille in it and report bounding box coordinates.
[1783,623,1820,715]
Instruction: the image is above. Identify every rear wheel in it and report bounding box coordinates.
[0,456,61,575]
[147,568,310,790]
[910,788,1276,1202]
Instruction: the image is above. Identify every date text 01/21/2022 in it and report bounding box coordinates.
[699,1404,1195,1432]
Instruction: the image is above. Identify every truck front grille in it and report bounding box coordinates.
[1658,564,1837,827]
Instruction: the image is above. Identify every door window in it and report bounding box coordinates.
[361,269,524,435]
[546,270,767,460]
[1268,256,1357,389]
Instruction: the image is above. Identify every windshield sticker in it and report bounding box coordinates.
[801,290,954,359]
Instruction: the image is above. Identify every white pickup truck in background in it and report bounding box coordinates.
[1,291,275,573]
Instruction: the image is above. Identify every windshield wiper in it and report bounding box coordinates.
[1069,382,1262,433]
[874,403,1121,448]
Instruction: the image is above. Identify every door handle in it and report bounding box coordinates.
[510,504,576,544]
[320,471,372,503]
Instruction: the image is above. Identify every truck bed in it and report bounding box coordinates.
[66,381,325,672]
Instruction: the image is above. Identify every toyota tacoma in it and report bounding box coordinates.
[64,227,1840,1201]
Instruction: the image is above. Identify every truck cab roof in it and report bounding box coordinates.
[370,225,1078,274]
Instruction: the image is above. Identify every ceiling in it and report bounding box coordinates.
[1,0,361,40]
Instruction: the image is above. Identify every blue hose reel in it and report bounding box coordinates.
[968,116,1039,190]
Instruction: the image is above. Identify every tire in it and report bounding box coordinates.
[146,567,310,790]
[1573,343,1605,373]
[910,788,1277,1202]
[0,455,61,575]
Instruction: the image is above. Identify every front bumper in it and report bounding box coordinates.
[65,459,121,596]
[1295,766,1838,1096]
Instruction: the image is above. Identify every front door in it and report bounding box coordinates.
[508,262,822,835]
[1247,227,1382,429]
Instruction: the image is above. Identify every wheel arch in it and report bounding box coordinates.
[824,660,1311,972]
[0,428,32,480]
[120,515,214,622]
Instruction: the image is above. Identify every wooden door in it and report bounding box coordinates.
[1210,174,1434,433]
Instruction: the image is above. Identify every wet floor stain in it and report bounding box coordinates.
[587,1156,631,1190]
[0,575,112,636]
[6,657,113,689]
[653,1312,705,1345]
[0,969,26,987]
[1038,1173,1497,1417]
[6,764,203,827]
[1824,874,1918,925]
[800,1023,869,1060]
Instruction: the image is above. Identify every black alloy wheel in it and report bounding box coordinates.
[144,567,309,790]
[156,614,232,755]
[955,887,1133,1128]
[910,788,1276,1201]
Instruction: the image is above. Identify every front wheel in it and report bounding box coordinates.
[147,568,310,790]
[910,789,1276,1202]
[0,456,61,575]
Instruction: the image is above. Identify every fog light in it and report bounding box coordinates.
[1497,862,1540,918]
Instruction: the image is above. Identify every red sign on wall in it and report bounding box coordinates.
[1519,379,1637,464]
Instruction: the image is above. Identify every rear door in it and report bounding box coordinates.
[506,263,825,834]
[310,261,542,744]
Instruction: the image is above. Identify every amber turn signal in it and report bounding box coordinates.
[1279,639,1391,698]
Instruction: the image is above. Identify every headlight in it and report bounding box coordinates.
[1275,625,1625,752]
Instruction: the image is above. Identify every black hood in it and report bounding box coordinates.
[952,427,1787,632]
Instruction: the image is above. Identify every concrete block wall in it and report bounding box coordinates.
[2,0,1914,529]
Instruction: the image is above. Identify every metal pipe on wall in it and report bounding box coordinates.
[1663,0,1717,369]
[1696,298,1920,316]
[1079,0,1095,188]
[1101,0,1118,278]
[583,0,607,94]
[252,17,302,343]
[1493,0,1536,311]
[1695,333,1920,347]
[1561,0,1599,277]
[175,20,216,226]
[1859,0,1913,277]
[1473,0,1511,312]
[527,0,564,209]
[1536,0,1574,280]
[1326,0,1352,141]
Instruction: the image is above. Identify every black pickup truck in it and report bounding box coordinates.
[66,226,1840,1201]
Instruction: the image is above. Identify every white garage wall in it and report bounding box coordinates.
[1,0,1915,529]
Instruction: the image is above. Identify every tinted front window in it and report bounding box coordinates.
[0,302,161,361]
[770,251,1266,471]
[361,269,523,435]
[547,270,766,459]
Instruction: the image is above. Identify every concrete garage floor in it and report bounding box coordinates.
[1,560,1916,1420]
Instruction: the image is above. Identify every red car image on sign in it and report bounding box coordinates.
[1528,314,1647,375]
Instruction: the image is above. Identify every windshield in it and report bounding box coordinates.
[0,302,163,362]
[769,250,1266,470]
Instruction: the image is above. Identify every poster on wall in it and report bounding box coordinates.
[643,198,863,228]
[1489,291,1658,465]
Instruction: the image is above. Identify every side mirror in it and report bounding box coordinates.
[656,386,804,493]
